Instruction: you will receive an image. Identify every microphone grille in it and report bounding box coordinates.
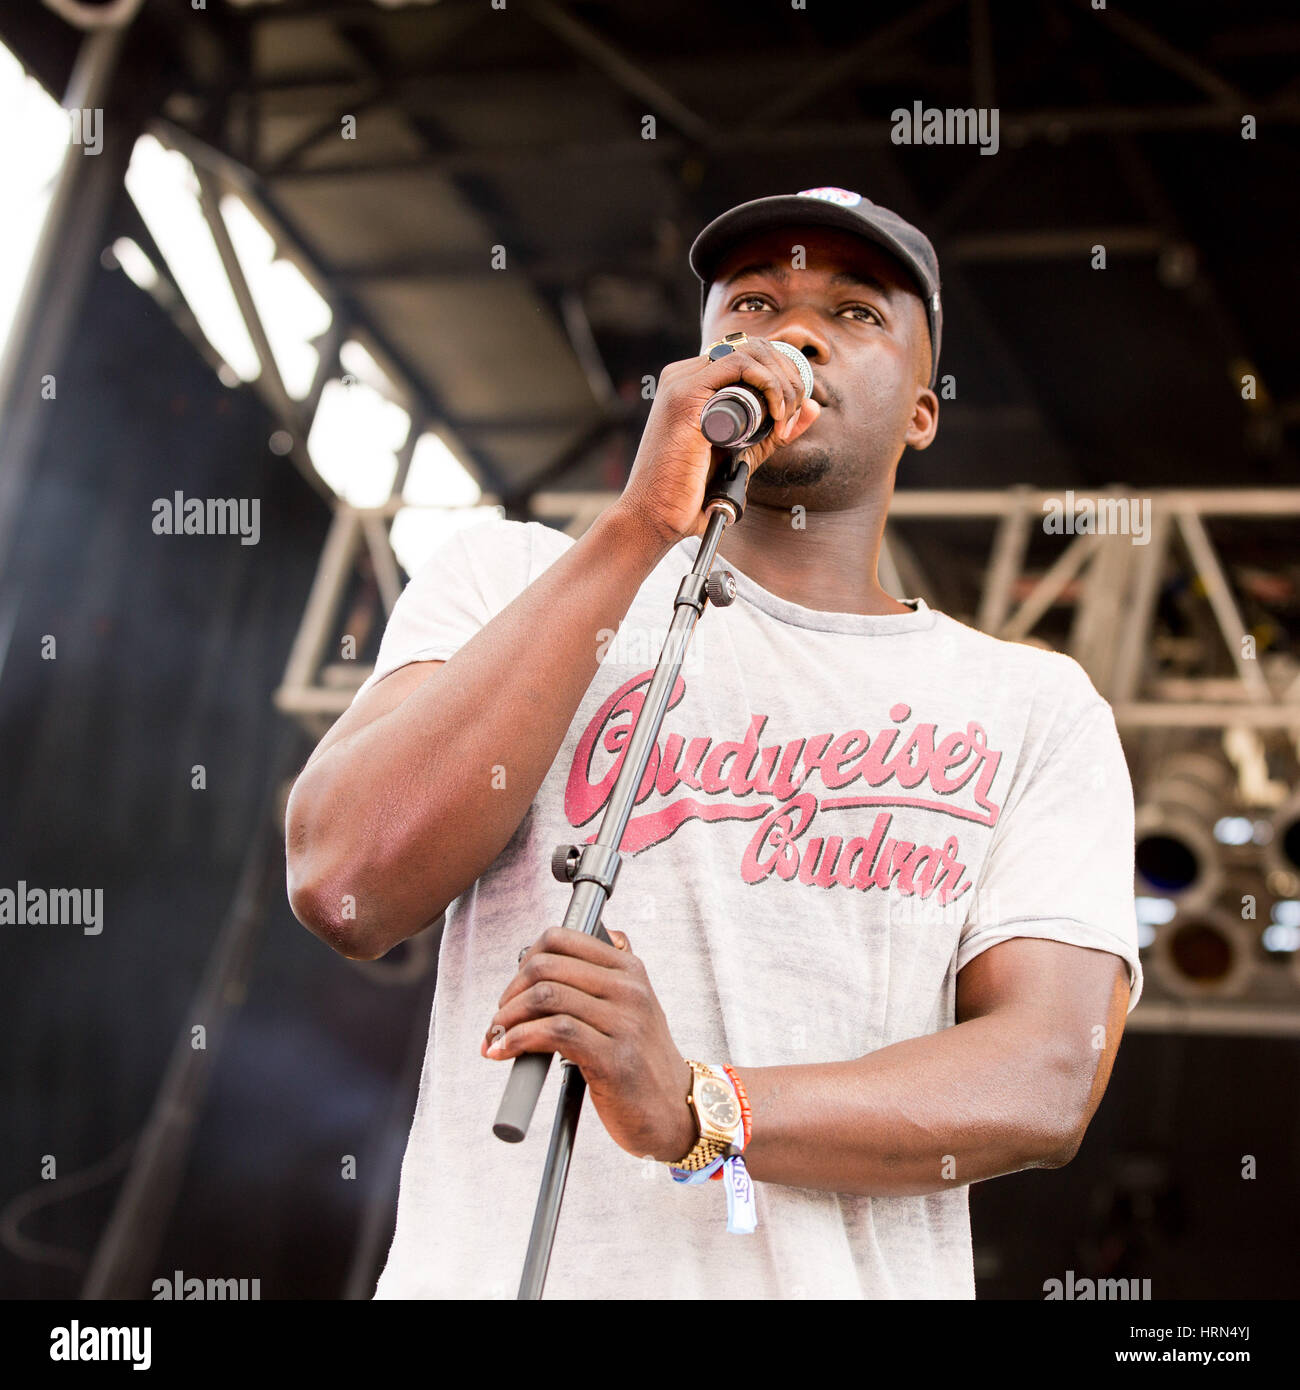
[770,339,815,401]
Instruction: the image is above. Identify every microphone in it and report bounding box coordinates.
[700,339,815,447]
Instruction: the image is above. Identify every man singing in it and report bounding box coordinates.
[285,187,1142,1299]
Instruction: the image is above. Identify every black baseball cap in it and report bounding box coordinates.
[689,187,943,389]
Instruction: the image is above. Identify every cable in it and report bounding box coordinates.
[0,1136,136,1273]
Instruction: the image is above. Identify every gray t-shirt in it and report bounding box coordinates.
[357,516,1143,1299]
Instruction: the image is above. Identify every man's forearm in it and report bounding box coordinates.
[731,1013,1090,1198]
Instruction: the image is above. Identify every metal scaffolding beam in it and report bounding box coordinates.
[0,18,145,585]
[272,487,1300,735]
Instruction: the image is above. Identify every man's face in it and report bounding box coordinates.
[702,224,938,504]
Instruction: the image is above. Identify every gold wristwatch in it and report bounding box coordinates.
[671,1060,744,1171]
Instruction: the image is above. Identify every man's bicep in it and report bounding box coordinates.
[957,937,1125,1024]
[957,938,1130,1128]
[301,659,446,773]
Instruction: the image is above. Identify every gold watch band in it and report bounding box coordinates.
[669,1060,738,1170]
[673,1135,732,1172]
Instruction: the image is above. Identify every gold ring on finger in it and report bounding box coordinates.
[704,331,748,362]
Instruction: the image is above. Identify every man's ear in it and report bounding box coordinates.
[905,387,939,451]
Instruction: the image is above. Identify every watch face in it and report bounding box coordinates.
[700,1078,740,1129]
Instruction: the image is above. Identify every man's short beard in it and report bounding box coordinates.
[750,446,834,492]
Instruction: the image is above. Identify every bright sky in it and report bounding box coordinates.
[0,44,71,368]
[0,39,494,576]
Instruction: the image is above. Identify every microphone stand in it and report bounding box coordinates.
[491,446,754,1300]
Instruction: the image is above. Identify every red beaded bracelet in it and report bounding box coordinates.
[706,1064,752,1181]
[722,1065,752,1148]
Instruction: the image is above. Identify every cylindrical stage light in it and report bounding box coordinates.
[1264,788,1300,897]
[1148,905,1258,1000]
[1134,751,1236,911]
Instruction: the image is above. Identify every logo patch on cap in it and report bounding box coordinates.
[797,186,862,206]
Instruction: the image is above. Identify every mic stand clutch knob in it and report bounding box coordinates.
[705,570,737,607]
[551,844,579,883]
